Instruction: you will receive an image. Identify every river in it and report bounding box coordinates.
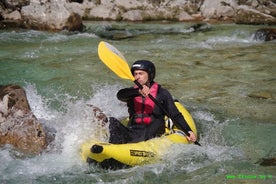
[0,22,275,183]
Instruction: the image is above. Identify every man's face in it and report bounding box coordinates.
[133,70,149,85]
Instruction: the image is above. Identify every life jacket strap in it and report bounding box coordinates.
[133,114,151,118]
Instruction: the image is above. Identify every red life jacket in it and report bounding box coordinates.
[133,82,159,124]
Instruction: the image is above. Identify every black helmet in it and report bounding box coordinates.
[131,60,156,82]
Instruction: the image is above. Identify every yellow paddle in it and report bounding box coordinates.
[97,41,201,146]
[98,41,134,81]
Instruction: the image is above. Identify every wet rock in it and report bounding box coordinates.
[253,28,276,41]
[248,91,273,99]
[0,84,48,155]
[21,1,83,31]
[200,0,237,21]
[257,157,276,166]
[94,25,135,40]
[92,22,212,40]
[68,0,83,3]
[87,104,109,141]
[87,104,108,127]
[0,0,28,28]
[2,0,30,10]
[186,22,212,32]
[236,5,276,25]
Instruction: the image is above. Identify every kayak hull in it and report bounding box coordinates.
[81,132,189,169]
[81,101,197,169]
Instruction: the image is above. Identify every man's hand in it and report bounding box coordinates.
[187,131,197,142]
[139,85,150,97]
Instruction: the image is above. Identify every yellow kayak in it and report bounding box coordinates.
[81,101,197,169]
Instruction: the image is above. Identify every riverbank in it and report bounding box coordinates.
[1,0,275,31]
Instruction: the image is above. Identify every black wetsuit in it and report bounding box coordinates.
[109,82,192,144]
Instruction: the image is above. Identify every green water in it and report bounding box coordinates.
[0,22,275,183]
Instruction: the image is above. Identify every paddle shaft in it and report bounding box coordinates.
[134,80,201,146]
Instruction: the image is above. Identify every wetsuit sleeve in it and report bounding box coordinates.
[160,88,192,133]
[117,87,140,102]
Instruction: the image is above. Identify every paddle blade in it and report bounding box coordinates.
[98,41,134,81]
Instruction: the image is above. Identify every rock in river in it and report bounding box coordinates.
[0,84,49,155]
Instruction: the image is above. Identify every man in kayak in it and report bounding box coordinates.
[109,60,197,144]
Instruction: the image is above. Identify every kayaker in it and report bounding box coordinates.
[109,60,197,144]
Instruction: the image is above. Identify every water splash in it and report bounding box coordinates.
[0,83,127,182]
